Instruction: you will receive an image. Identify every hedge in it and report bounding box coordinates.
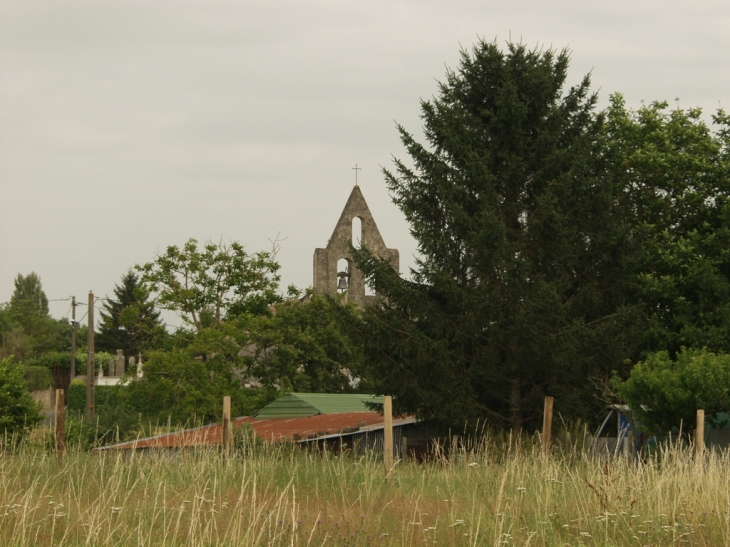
[23,366,52,391]
[68,381,126,413]
[68,380,87,412]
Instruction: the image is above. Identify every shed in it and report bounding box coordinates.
[255,393,382,418]
[98,393,433,460]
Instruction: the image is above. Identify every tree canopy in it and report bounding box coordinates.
[0,357,42,440]
[353,40,643,432]
[96,270,166,356]
[1,273,73,361]
[606,97,730,356]
[10,272,49,318]
[137,238,282,332]
[245,293,365,393]
[123,347,273,424]
[614,348,730,434]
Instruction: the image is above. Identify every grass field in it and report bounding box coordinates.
[0,437,727,546]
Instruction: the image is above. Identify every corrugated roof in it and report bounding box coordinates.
[98,411,416,450]
[255,393,382,419]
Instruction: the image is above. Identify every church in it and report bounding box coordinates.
[312,184,399,305]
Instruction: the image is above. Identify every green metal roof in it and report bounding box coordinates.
[255,393,383,419]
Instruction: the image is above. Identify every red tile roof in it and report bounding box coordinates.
[99,411,414,450]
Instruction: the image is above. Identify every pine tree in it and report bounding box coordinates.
[96,270,165,357]
[353,41,642,432]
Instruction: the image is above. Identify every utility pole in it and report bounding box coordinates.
[86,291,95,422]
[70,296,76,378]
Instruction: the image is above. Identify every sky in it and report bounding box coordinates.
[2,0,729,326]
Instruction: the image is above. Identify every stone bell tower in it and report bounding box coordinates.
[313,185,399,306]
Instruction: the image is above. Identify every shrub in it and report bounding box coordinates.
[67,379,86,413]
[0,357,42,441]
[614,347,730,433]
[66,381,139,446]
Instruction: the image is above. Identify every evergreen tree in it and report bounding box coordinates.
[353,41,642,432]
[96,270,165,357]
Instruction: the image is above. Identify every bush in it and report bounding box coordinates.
[124,349,276,424]
[66,381,140,446]
[67,379,87,413]
[614,347,730,433]
[0,357,42,441]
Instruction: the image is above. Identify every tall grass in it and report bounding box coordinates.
[0,436,728,546]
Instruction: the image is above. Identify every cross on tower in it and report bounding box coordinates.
[352,163,361,185]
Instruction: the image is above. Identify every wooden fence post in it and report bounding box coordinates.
[401,435,408,461]
[55,389,65,455]
[542,396,554,456]
[384,396,393,476]
[222,396,232,456]
[696,409,705,458]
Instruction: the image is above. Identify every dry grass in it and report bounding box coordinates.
[0,437,728,546]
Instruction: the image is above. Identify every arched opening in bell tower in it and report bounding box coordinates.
[336,258,350,293]
[352,216,362,249]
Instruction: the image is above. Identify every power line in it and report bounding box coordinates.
[76,309,89,324]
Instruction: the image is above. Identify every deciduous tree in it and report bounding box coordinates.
[606,97,730,356]
[10,272,48,318]
[1,272,73,361]
[137,238,281,332]
[246,293,364,393]
[614,348,730,434]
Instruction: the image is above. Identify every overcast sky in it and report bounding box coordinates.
[2,0,729,326]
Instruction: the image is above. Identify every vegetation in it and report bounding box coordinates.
[27,352,82,401]
[353,40,730,434]
[0,273,75,361]
[353,40,642,433]
[246,293,365,393]
[3,39,730,440]
[606,97,730,356]
[614,348,730,434]
[0,356,42,440]
[137,238,282,331]
[96,270,166,357]
[10,272,49,317]
[2,439,730,546]
[22,365,51,392]
[123,348,275,424]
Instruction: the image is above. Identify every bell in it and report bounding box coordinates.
[337,273,349,290]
